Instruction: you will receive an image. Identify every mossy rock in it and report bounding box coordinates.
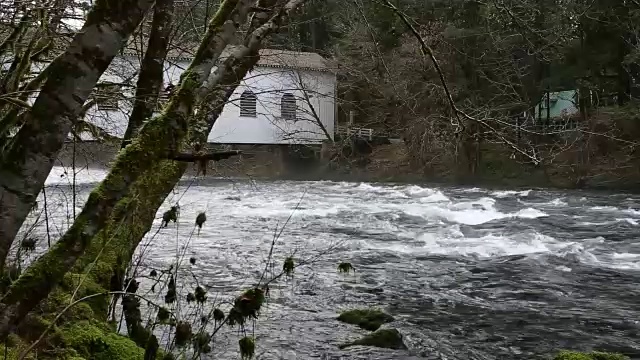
[553,351,629,360]
[61,321,144,360]
[339,328,407,350]
[337,309,394,331]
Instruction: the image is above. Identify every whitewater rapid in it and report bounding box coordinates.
[16,166,640,359]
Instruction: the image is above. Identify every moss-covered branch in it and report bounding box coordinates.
[0,0,155,278]
[0,0,273,342]
[70,0,304,330]
[71,0,267,290]
[0,0,158,340]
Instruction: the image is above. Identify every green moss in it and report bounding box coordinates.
[337,309,394,331]
[60,273,108,318]
[283,257,294,277]
[41,287,95,323]
[339,328,406,350]
[337,262,355,274]
[553,351,630,360]
[61,321,144,360]
[0,333,33,359]
[75,161,186,288]
[239,336,255,360]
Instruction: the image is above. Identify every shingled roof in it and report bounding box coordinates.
[121,45,332,72]
[219,46,331,72]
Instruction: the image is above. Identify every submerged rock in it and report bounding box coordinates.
[339,328,407,350]
[553,351,629,360]
[337,308,394,331]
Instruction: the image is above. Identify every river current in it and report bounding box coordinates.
[19,167,640,359]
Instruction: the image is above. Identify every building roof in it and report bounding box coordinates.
[221,46,331,72]
[121,45,332,73]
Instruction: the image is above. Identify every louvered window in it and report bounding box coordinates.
[280,93,296,120]
[239,90,257,117]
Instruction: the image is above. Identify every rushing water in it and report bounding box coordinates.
[19,167,640,359]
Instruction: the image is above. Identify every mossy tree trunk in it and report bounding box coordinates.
[111,0,176,346]
[0,0,306,343]
[78,0,306,298]
[0,0,155,272]
[121,0,176,149]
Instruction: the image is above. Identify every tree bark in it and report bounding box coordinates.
[0,12,30,59]
[69,10,178,342]
[72,0,305,320]
[0,25,50,128]
[0,0,155,271]
[0,0,261,340]
[121,0,176,149]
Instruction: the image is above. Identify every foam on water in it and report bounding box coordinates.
[37,168,633,273]
[21,167,640,359]
[548,198,568,207]
[490,189,532,198]
[45,166,108,185]
[418,232,557,258]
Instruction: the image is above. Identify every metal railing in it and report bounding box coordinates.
[336,125,374,140]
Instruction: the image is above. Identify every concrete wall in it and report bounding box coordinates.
[55,141,324,179]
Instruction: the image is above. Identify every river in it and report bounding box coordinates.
[19,167,640,359]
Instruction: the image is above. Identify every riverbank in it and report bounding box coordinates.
[54,140,640,193]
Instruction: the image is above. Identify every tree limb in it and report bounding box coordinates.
[121,0,176,149]
[0,0,155,275]
[0,0,270,340]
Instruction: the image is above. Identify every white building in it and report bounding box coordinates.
[81,46,337,145]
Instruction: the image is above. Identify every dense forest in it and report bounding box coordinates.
[296,0,640,187]
[269,0,640,187]
[0,0,638,359]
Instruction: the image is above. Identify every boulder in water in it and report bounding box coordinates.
[339,328,407,350]
[337,308,394,331]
